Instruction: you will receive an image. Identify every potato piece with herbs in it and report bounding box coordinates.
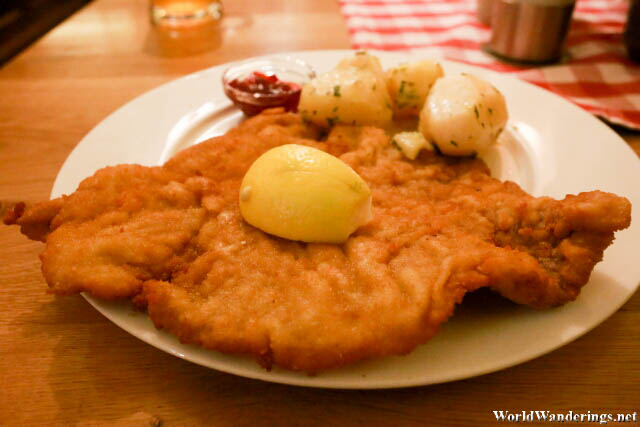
[298,53,393,128]
[392,131,434,160]
[418,73,508,156]
[386,60,444,117]
[337,51,387,83]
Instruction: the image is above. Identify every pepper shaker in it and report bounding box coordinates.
[486,0,576,63]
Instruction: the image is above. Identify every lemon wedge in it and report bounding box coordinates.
[239,144,372,243]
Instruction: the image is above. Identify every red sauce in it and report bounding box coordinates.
[225,71,302,116]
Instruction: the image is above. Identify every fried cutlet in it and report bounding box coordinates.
[4,109,631,372]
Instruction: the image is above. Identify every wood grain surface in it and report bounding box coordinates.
[1,0,638,425]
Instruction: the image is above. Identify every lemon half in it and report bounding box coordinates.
[239,144,372,243]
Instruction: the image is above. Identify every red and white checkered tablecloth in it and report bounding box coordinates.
[339,0,640,129]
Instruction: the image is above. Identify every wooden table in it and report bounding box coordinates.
[1,0,638,425]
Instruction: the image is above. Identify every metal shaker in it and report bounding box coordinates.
[485,0,576,64]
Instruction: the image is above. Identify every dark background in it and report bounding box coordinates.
[0,0,92,66]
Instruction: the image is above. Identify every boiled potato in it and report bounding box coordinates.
[418,74,508,156]
[386,60,444,117]
[337,51,387,83]
[392,131,433,160]
[298,52,393,128]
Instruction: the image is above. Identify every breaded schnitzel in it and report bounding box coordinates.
[4,109,631,372]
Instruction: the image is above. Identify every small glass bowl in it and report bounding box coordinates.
[222,56,316,116]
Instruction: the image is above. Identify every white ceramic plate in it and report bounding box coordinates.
[51,50,640,389]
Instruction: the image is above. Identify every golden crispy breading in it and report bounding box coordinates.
[4,109,631,372]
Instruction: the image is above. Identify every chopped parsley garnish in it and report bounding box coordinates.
[333,85,341,97]
[450,140,458,147]
[474,105,480,119]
